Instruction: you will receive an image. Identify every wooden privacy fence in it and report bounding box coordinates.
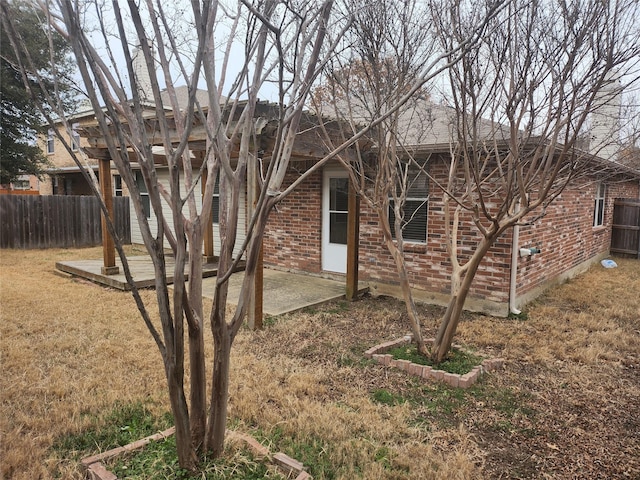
[611,198,640,259]
[0,195,131,249]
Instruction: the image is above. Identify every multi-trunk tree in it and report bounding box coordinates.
[3,0,349,469]
[312,0,505,359]
[2,0,502,471]
[428,0,640,362]
[314,0,640,364]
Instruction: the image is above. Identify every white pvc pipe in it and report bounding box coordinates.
[509,201,521,315]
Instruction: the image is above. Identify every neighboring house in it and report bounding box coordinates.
[39,85,221,247]
[0,174,40,195]
[40,107,101,196]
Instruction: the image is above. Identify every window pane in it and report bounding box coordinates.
[593,183,605,227]
[141,195,150,219]
[389,160,429,244]
[212,173,220,223]
[212,196,220,223]
[595,199,604,226]
[389,200,427,243]
[47,130,55,154]
[407,167,429,197]
[135,171,147,193]
[329,212,348,244]
[404,201,428,241]
[330,178,349,212]
[114,175,123,196]
[71,123,80,151]
[135,172,150,218]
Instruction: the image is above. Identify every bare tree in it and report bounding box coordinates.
[3,0,351,469]
[312,0,506,358]
[314,0,639,366]
[3,0,501,469]
[427,0,640,362]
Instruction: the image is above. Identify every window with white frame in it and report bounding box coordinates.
[135,171,150,218]
[47,129,55,154]
[114,175,123,197]
[212,173,220,223]
[593,182,606,227]
[71,123,80,151]
[13,176,30,190]
[389,159,429,243]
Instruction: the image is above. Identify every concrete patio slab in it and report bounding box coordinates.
[55,257,353,316]
[199,269,348,316]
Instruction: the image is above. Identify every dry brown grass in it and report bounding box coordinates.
[1,248,638,479]
[0,247,167,479]
[455,258,640,365]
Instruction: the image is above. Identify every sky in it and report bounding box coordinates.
[75,0,282,105]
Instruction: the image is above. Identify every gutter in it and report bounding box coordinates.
[509,201,521,315]
[45,165,99,173]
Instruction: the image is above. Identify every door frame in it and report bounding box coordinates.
[322,167,349,273]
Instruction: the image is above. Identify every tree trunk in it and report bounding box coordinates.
[187,230,207,451]
[432,291,466,363]
[383,232,429,356]
[165,364,197,470]
[432,240,492,363]
[188,325,206,451]
[205,315,231,458]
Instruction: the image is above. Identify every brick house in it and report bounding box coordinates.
[39,107,101,196]
[0,109,93,196]
[261,158,639,316]
[0,110,89,195]
[79,94,640,316]
[260,100,640,316]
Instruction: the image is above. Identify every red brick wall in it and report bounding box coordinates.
[263,161,514,305]
[263,162,639,311]
[355,162,513,305]
[515,177,639,297]
[263,163,323,273]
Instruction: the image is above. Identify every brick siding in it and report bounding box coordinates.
[515,178,639,297]
[263,161,639,314]
[263,163,323,274]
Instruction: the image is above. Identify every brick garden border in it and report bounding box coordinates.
[81,338,502,479]
[81,427,311,480]
[364,335,504,388]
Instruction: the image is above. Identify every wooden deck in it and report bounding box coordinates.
[55,256,228,290]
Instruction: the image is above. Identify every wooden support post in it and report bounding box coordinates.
[346,179,360,300]
[254,243,264,328]
[202,167,216,263]
[99,157,119,275]
[247,156,263,329]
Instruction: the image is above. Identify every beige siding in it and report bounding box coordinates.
[130,169,246,259]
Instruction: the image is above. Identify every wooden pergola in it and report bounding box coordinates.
[80,106,362,323]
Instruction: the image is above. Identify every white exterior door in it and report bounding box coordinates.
[322,169,349,273]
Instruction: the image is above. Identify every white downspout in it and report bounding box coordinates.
[509,201,521,315]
